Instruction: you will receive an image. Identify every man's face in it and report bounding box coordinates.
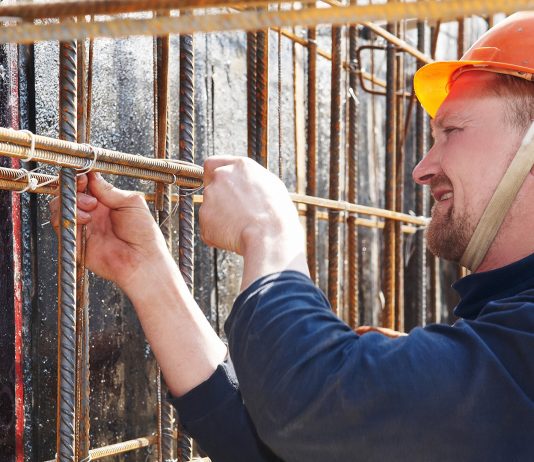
[412,72,524,262]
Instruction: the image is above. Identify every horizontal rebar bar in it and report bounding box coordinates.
[0,0,530,44]
[0,130,202,188]
[0,167,428,226]
[0,127,203,180]
[0,0,319,19]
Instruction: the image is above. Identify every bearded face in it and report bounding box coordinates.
[426,174,472,262]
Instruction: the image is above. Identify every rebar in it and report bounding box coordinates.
[255,29,269,167]
[74,29,91,462]
[0,140,202,188]
[328,25,342,315]
[178,30,195,462]
[306,25,318,284]
[415,21,428,327]
[383,33,397,330]
[347,11,359,330]
[57,36,78,462]
[0,0,533,44]
[394,37,405,333]
[0,127,203,180]
[247,31,258,160]
[0,0,529,45]
[0,0,318,19]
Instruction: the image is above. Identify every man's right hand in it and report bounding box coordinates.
[49,172,169,290]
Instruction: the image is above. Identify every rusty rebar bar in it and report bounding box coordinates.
[75,28,90,462]
[178,31,195,462]
[0,127,203,179]
[328,25,342,315]
[347,14,359,330]
[0,0,318,19]
[394,44,405,333]
[306,25,318,285]
[382,31,397,330]
[0,0,527,45]
[57,36,78,462]
[415,20,428,327]
[247,31,258,160]
[255,29,269,168]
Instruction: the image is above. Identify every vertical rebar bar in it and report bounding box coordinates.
[178,31,195,462]
[328,26,342,315]
[394,45,405,333]
[347,18,359,329]
[383,33,397,330]
[247,31,258,161]
[75,28,90,462]
[57,36,77,462]
[415,21,428,327]
[306,26,317,284]
[255,29,269,168]
[155,23,176,462]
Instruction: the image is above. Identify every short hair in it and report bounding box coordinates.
[488,73,534,130]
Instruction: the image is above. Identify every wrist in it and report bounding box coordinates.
[240,222,309,291]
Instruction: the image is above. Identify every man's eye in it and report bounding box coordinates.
[443,127,459,135]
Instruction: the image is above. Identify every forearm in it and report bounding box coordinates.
[123,250,227,397]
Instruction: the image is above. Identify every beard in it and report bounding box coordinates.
[426,176,472,262]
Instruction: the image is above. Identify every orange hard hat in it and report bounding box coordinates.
[414,12,534,118]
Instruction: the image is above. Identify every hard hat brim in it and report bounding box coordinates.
[414,60,534,118]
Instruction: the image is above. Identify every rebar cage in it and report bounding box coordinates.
[0,1,521,460]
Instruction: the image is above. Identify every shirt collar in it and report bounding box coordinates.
[453,252,534,320]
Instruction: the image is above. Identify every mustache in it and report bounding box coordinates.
[430,173,453,192]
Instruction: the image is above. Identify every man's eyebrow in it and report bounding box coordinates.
[432,113,469,129]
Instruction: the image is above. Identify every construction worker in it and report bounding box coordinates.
[50,12,534,461]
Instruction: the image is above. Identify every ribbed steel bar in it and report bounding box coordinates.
[0,0,316,19]
[328,25,342,315]
[154,19,176,461]
[75,28,90,462]
[306,25,317,284]
[255,29,269,167]
[0,0,531,45]
[45,435,158,462]
[178,31,195,462]
[394,44,405,333]
[347,12,359,330]
[247,31,258,160]
[0,127,204,180]
[382,32,397,330]
[57,37,78,462]
[415,21,428,328]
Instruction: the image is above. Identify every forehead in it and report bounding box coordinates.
[433,71,504,125]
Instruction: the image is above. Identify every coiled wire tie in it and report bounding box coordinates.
[19,129,37,162]
[76,144,98,176]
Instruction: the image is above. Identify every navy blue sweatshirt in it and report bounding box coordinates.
[171,254,534,461]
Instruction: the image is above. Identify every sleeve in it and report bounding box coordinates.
[224,271,513,462]
[168,357,282,462]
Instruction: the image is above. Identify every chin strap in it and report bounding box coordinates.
[460,122,534,270]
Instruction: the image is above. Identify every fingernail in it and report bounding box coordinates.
[95,172,102,180]
[79,210,91,220]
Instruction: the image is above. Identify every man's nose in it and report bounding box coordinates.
[412,146,440,185]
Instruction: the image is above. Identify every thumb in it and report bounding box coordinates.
[88,172,139,209]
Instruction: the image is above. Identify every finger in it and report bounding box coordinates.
[88,172,139,210]
[78,192,98,212]
[77,174,88,192]
[78,209,92,224]
[203,155,240,185]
